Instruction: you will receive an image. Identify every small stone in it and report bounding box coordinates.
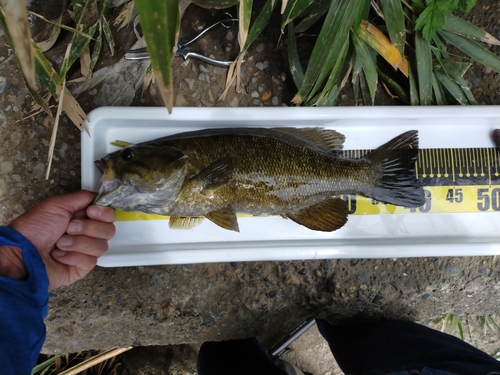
[389,281,399,291]
[258,85,264,93]
[230,262,238,268]
[478,266,487,275]
[320,260,332,270]
[280,262,289,273]
[202,316,215,325]
[250,268,260,275]
[198,73,206,82]
[256,62,265,70]
[253,99,260,106]
[242,273,250,283]
[0,76,6,94]
[405,279,413,288]
[450,266,460,275]
[371,278,378,286]
[0,161,13,174]
[268,290,277,298]
[229,97,239,107]
[115,294,122,303]
[199,64,209,73]
[5,105,11,111]
[16,152,26,161]
[106,287,114,294]
[315,269,322,278]
[213,67,225,75]
[298,268,308,276]
[357,290,364,300]
[372,294,384,303]
[280,72,286,81]
[271,96,279,106]
[422,293,430,300]
[183,264,194,271]
[256,43,265,53]
[88,88,98,96]
[226,30,234,41]
[184,78,195,90]
[356,273,367,281]
[11,174,21,182]
[251,91,259,98]
[360,284,367,290]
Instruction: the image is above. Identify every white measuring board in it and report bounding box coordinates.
[81,106,500,267]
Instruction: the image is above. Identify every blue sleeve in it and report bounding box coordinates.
[0,226,49,375]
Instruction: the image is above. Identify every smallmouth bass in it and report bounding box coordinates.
[94,127,424,232]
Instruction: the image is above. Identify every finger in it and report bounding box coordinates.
[493,129,500,148]
[47,190,97,215]
[67,219,116,240]
[51,250,98,274]
[86,205,116,223]
[72,208,88,220]
[56,235,109,257]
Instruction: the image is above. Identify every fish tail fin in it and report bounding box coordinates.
[365,130,425,207]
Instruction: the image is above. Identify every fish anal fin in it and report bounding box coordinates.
[206,206,239,232]
[169,216,204,229]
[191,157,235,194]
[275,128,345,153]
[285,198,348,232]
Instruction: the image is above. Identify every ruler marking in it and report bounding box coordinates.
[487,148,492,185]
[450,149,455,182]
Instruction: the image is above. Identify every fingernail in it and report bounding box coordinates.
[67,221,82,233]
[58,236,73,247]
[88,205,103,218]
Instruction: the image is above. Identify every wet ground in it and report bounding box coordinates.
[1,0,500,374]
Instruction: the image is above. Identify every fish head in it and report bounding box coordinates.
[94,145,188,214]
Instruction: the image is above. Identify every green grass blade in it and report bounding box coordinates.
[352,34,377,105]
[31,355,60,375]
[134,0,180,113]
[282,0,315,29]
[377,67,410,104]
[359,69,371,106]
[432,34,450,59]
[438,59,471,78]
[439,30,500,73]
[455,75,476,104]
[435,70,468,105]
[352,0,370,32]
[242,0,276,51]
[443,13,500,45]
[408,64,419,105]
[64,21,98,76]
[32,41,61,97]
[294,0,331,33]
[295,0,361,104]
[415,30,432,105]
[238,0,253,49]
[431,71,446,105]
[89,21,103,72]
[380,0,406,56]
[102,16,115,56]
[287,21,304,89]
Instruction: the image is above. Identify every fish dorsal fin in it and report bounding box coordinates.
[206,206,239,232]
[274,128,345,153]
[190,158,235,194]
[284,198,348,232]
[169,216,205,229]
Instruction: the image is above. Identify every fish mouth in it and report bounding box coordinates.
[93,158,120,206]
[94,159,106,174]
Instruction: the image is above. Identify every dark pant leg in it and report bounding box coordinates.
[197,338,289,375]
[316,319,500,375]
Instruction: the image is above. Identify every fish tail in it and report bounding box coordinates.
[365,130,425,207]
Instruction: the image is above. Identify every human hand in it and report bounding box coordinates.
[6,191,115,289]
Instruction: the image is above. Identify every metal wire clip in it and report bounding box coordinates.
[124,14,238,67]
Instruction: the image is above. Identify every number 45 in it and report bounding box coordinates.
[446,188,463,203]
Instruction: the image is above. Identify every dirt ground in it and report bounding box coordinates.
[1,0,500,374]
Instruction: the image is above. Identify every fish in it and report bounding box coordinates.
[94,127,425,232]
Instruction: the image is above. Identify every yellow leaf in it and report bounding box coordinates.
[357,20,408,77]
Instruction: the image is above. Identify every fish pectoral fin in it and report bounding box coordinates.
[169,216,205,229]
[205,206,239,232]
[191,157,235,194]
[284,198,348,232]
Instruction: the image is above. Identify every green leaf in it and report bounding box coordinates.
[102,16,115,56]
[31,355,60,375]
[443,13,499,45]
[294,0,360,104]
[287,22,304,89]
[435,70,468,105]
[64,21,98,76]
[436,59,471,78]
[408,64,419,105]
[281,0,316,29]
[457,0,476,14]
[242,0,276,51]
[415,0,446,41]
[455,75,476,104]
[415,30,432,105]
[352,34,377,105]
[352,0,370,33]
[134,0,180,113]
[380,0,406,56]
[32,41,62,97]
[439,30,500,73]
[89,21,103,72]
[378,67,410,104]
[294,0,331,33]
[431,71,446,105]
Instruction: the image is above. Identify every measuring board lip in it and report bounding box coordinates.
[82,106,500,267]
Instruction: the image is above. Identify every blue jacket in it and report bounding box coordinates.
[0,226,48,375]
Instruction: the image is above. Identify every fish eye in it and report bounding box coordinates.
[121,148,135,161]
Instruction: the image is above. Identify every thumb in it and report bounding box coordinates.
[48,190,97,214]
